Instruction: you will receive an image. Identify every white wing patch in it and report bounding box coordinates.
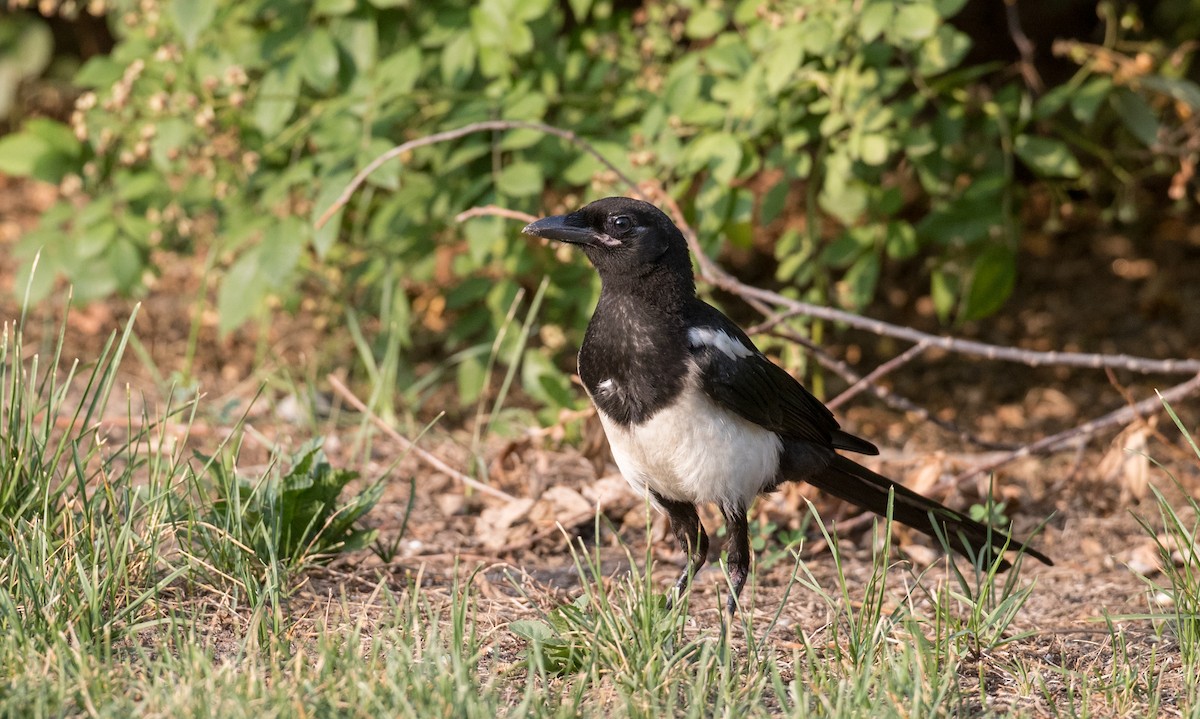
[597,378,615,393]
[687,327,754,360]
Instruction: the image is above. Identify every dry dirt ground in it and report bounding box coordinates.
[3,175,1200,714]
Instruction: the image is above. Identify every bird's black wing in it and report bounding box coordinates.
[686,302,878,455]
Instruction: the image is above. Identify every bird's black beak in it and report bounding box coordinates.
[522,214,596,246]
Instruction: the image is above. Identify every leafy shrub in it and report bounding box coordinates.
[0,0,1195,411]
[196,438,382,571]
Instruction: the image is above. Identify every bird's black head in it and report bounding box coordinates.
[522,197,695,292]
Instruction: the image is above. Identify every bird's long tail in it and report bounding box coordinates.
[806,455,1053,569]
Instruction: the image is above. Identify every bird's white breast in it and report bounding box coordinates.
[595,370,782,515]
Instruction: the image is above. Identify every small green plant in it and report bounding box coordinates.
[197,438,382,572]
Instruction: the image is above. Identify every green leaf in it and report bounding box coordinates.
[858,133,890,166]
[686,8,725,40]
[441,31,477,86]
[916,25,971,76]
[1111,88,1159,146]
[1013,135,1081,178]
[760,178,790,225]
[1140,75,1200,110]
[73,56,123,88]
[1070,77,1111,124]
[962,245,1015,320]
[315,0,356,14]
[0,120,83,183]
[0,133,46,177]
[859,3,893,42]
[885,221,918,259]
[688,132,742,185]
[764,30,803,96]
[496,162,543,197]
[298,28,340,92]
[929,268,957,322]
[254,64,301,136]
[894,4,940,42]
[311,172,351,259]
[167,0,217,49]
[840,252,880,309]
[218,251,267,334]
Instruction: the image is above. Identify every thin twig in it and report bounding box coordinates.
[768,324,1018,452]
[955,372,1200,482]
[455,205,538,224]
[828,340,930,411]
[327,374,517,502]
[711,277,1200,376]
[1004,0,1043,92]
[315,120,646,229]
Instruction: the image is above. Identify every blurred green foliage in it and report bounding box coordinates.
[0,0,1196,416]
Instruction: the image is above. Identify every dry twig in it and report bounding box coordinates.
[327,374,517,502]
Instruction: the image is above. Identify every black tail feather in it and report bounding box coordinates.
[806,455,1053,569]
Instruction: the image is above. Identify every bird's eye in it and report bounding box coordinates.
[611,215,632,232]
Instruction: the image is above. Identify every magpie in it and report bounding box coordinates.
[523,196,1052,617]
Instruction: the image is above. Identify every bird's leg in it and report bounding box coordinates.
[721,507,751,619]
[657,497,708,608]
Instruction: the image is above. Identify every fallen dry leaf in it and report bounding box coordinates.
[476,497,535,550]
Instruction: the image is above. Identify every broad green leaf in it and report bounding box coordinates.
[916,25,971,76]
[894,4,939,42]
[760,178,790,225]
[217,250,267,334]
[254,64,301,136]
[259,217,306,286]
[311,172,351,259]
[1111,88,1159,146]
[930,268,957,322]
[496,162,543,197]
[859,3,893,42]
[963,245,1015,320]
[0,132,48,177]
[1013,135,1081,178]
[298,28,340,92]
[566,0,592,20]
[686,8,725,40]
[440,31,477,86]
[1140,75,1200,110]
[315,0,356,15]
[1070,77,1111,124]
[168,0,217,49]
[107,237,143,290]
[917,196,1000,246]
[859,133,890,165]
[689,132,742,185]
[821,232,864,269]
[73,56,122,88]
[885,221,918,259]
[764,30,803,96]
[840,252,880,309]
[75,219,118,260]
[333,18,378,73]
[457,352,487,406]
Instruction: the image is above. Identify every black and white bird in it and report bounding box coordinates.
[523,196,1051,617]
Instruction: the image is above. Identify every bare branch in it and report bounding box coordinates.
[455,205,538,224]
[955,372,1200,482]
[828,340,930,411]
[327,375,517,503]
[316,120,646,229]
[766,324,1018,451]
[711,275,1200,375]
